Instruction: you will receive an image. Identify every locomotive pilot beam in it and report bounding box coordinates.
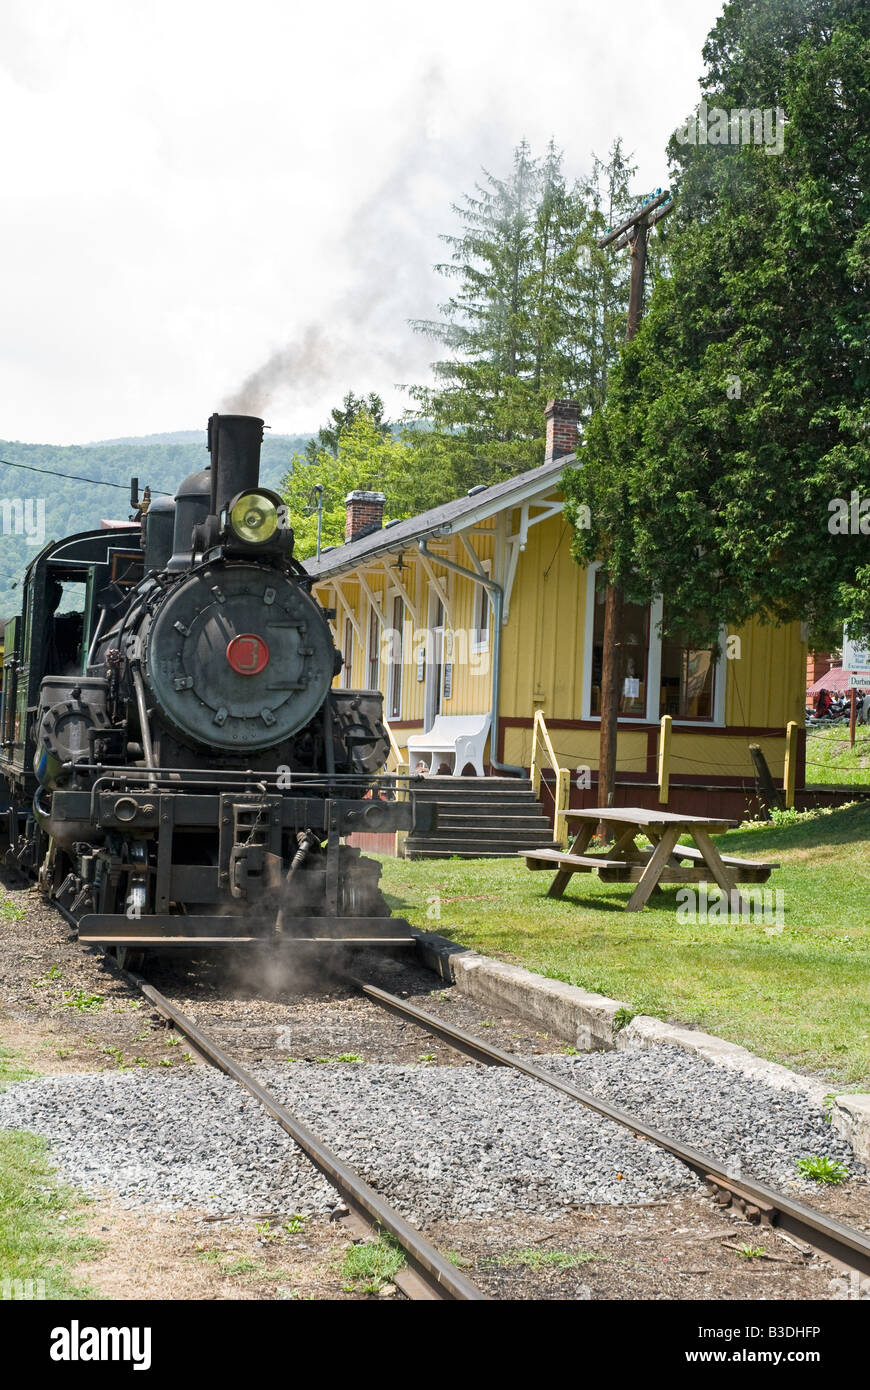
[0,413,433,962]
[75,917,417,948]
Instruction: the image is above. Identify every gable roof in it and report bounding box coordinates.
[304,450,578,581]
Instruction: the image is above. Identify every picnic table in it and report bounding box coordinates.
[521,807,778,912]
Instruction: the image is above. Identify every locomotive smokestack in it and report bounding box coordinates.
[207,413,264,518]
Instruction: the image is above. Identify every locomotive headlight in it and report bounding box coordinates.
[228,492,279,544]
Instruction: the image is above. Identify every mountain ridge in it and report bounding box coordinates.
[0,429,315,617]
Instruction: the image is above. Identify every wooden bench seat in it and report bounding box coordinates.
[522,844,777,886]
[521,849,632,873]
[668,843,779,881]
[670,844,779,869]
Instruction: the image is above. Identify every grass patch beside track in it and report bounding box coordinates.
[340,1233,405,1294]
[0,1131,101,1298]
[489,1247,600,1270]
[379,801,870,1087]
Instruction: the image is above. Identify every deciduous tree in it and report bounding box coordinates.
[564,0,870,646]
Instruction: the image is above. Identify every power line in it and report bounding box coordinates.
[0,457,173,496]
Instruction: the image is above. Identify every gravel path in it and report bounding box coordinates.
[0,1062,693,1220]
[0,1043,858,1221]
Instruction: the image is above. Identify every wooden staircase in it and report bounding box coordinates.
[403,776,559,859]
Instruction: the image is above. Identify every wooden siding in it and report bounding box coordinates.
[499,514,587,719]
[503,725,648,775]
[724,615,806,730]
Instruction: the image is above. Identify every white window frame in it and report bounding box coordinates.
[424,583,446,732]
[387,591,404,720]
[471,558,492,654]
[366,601,380,692]
[342,616,353,689]
[581,562,727,726]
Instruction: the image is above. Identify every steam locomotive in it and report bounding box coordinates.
[0,414,431,966]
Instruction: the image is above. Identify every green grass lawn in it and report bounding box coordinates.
[0,1130,101,1299]
[379,801,870,1087]
[804,724,870,786]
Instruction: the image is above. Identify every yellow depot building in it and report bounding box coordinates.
[306,401,808,851]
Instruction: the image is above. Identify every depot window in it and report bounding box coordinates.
[589,581,650,717]
[659,610,716,720]
[472,560,492,652]
[582,565,724,724]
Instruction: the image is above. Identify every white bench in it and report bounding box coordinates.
[407,714,491,778]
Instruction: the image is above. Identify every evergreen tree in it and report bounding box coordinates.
[406,140,649,494]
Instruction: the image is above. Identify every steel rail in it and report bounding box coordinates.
[353,978,870,1279]
[128,973,488,1301]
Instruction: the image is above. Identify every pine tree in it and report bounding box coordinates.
[406,140,648,494]
[407,140,540,471]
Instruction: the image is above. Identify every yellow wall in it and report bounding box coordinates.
[503,725,648,775]
[724,615,806,730]
[499,514,588,719]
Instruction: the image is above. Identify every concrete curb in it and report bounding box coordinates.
[831,1095,870,1163]
[412,928,870,1163]
[412,930,630,1050]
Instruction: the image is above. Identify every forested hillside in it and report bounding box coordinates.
[0,431,312,618]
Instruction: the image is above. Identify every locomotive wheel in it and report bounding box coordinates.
[106,945,147,973]
[116,946,146,973]
[338,847,391,917]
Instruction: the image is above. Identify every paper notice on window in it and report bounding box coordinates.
[623,677,640,699]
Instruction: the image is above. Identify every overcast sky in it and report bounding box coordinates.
[0,0,724,444]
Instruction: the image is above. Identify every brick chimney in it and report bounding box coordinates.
[345,489,386,543]
[544,399,580,463]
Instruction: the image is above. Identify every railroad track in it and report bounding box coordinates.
[350,976,870,1282]
[54,900,486,1299]
[72,922,870,1296]
[126,970,489,1301]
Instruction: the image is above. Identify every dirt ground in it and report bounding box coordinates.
[0,881,184,1075]
[70,1192,851,1303]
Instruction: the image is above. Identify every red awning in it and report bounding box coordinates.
[807,666,852,694]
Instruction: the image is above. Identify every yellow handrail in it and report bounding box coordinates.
[530,710,571,848]
[783,720,798,810]
[657,715,672,804]
[383,718,408,777]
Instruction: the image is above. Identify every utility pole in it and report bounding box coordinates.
[595,188,672,810]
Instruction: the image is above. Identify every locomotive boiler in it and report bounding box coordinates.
[0,413,431,965]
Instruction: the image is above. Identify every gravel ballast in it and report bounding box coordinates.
[0,1062,694,1219]
[0,1041,860,1220]
[545,1046,859,1190]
